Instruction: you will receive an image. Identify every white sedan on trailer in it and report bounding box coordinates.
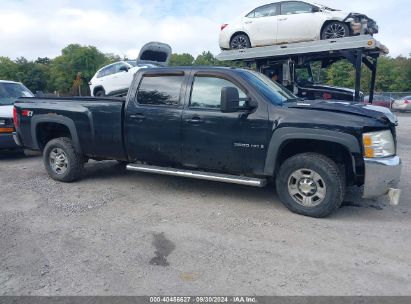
[219,1,378,50]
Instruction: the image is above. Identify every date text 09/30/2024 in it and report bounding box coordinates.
[149,296,257,303]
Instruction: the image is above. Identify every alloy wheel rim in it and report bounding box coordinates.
[324,24,347,39]
[287,168,327,207]
[231,36,248,49]
[49,148,68,174]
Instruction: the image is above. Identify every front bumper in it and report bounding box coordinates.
[347,13,379,35]
[0,132,20,149]
[363,156,401,203]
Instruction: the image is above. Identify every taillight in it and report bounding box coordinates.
[221,24,228,31]
[13,106,19,129]
[404,100,410,104]
[323,92,332,100]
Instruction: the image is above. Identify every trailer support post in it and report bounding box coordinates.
[354,50,362,102]
[369,58,377,104]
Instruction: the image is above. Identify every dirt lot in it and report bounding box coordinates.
[1,114,410,296]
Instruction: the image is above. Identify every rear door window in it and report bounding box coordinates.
[136,75,184,106]
[99,65,116,77]
[281,1,313,15]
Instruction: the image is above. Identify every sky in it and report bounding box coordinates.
[0,0,410,60]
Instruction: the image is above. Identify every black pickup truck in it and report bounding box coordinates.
[13,67,401,217]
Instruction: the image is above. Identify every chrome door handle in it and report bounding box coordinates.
[245,21,253,24]
[186,116,204,124]
[130,113,146,120]
[279,17,288,21]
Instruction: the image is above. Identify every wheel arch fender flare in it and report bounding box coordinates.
[31,114,82,154]
[93,86,105,95]
[264,127,361,176]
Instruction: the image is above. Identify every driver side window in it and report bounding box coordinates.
[190,76,247,109]
[116,63,129,73]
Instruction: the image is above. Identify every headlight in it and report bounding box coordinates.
[363,130,395,158]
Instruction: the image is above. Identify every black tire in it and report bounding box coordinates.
[321,22,350,40]
[230,34,251,49]
[275,153,345,218]
[115,160,128,169]
[43,137,84,182]
[94,88,106,97]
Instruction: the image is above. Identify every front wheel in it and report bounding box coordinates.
[43,137,84,182]
[275,153,345,218]
[321,22,350,40]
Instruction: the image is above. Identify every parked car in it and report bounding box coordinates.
[392,96,411,112]
[364,95,394,109]
[219,1,379,49]
[13,67,401,218]
[89,42,172,97]
[0,80,34,150]
[89,62,157,97]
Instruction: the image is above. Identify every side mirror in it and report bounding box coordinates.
[119,66,129,72]
[220,87,240,113]
[312,6,320,13]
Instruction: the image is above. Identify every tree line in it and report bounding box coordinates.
[0,43,410,95]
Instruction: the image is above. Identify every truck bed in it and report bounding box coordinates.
[14,96,127,160]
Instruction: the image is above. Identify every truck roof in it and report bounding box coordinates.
[0,80,21,84]
[145,66,238,70]
[141,66,245,73]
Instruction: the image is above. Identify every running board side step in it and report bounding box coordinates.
[126,164,267,187]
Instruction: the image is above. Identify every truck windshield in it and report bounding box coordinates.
[0,82,34,105]
[238,70,297,105]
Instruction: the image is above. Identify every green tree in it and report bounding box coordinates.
[169,53,194,66]
[324,55,411,93]
[0,57,18,80]
[0,57,49,93]
[35,57,51,65]
[49,44,110,95]
[105,53,122,64]
[193,51,218,65]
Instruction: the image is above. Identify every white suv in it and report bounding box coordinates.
[89,61,156,97]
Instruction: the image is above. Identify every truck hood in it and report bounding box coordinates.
[0,105,13,118]
[286,100,398,126]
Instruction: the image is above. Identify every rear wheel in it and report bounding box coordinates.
[275,153,345,218]
[43,137,84,182]
[230,34,251,49]
[321,22,350,40]
[94,88,106,97]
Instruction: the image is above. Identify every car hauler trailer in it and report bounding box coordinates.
[216,35,389,103]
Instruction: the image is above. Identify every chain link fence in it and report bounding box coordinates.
[369,92,411,111]
[378,92,411,100]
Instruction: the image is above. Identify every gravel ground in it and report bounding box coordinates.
[0,114,410,296]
